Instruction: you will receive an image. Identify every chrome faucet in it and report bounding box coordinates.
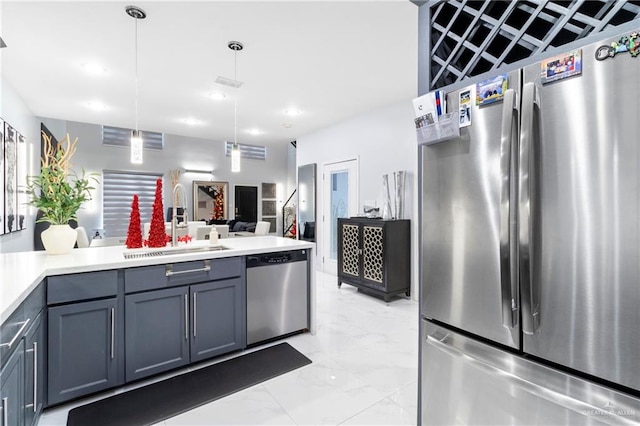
[171,183,188,246]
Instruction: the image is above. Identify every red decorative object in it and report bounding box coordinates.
[211,185,225,220]
[147,178,167,248]
[125,194,143,248]
[177,234,193,244]
[290,218,297,238]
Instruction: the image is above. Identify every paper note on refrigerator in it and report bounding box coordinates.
[412,92,438,126]
[459,86,472,128]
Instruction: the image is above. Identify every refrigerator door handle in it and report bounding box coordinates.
[520,82,540,335]
[499,88,519,329]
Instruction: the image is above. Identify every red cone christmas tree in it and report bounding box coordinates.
[147,178,167,248]
[125,194,143,248]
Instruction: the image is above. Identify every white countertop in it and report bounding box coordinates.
[1,236,315,324]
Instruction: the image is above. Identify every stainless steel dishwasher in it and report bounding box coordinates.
[246,250,308,345]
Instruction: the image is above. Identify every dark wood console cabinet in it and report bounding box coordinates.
[337,218,410,302]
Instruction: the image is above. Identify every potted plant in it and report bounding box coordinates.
[26,132,97,254]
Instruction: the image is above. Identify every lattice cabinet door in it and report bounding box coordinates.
[362,225,384,285]
[341,223,360,277]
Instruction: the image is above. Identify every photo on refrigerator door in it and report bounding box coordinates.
[475,74,507,106]
[541,49,582,84]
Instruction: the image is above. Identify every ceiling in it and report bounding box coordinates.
[0,1,419,146]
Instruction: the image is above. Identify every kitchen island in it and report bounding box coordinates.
[0,236,314,424]
[1,236,315,325]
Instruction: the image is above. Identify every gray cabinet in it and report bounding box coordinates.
[125,286,190,382]
[48,298,120,405]
[125,277,246,381]
[0,281,45,426]
[24,312,45,426]
[191,278,245,362]
[0,341,24,426]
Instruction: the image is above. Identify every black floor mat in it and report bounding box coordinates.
[66,343,311,426]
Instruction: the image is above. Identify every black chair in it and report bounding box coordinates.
[302,221,315,241]
[166,207,185,224]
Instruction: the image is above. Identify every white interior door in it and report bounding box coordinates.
[322,159,358,275]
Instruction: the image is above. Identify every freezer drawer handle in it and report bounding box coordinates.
[499,88,519,328]
[166,260,211,277]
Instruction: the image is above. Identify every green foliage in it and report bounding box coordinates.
[25,133,98,225]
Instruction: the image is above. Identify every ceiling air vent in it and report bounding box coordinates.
[225,141,266,160]
[215,76,243,88]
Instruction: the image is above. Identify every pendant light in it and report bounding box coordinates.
[229,41,243,173]
[126,5,146,164]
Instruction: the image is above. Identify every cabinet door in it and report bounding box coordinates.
[48,298,118,405]
[361,224,385,287]
[125,286,189,382]
[190,278,245,362]
[0,341,24,426]
[24,312,45,426]
[339,220,361,278]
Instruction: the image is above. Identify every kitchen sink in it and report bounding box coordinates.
[123,245,229,259]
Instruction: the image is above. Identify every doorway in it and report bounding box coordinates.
[322,159,358,275]
[234,185,257,222]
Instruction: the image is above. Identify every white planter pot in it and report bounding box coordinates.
[41,224,77,255]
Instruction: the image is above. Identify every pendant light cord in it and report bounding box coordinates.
[134,16,139,133]
[234,48,238,146]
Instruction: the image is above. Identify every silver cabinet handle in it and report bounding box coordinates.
[25,342,39,412]
[2,397,8,426]
[184,294,188,340]
[110,308,115,359]
[499,87,519,328]
[33,341,38,412]
[0,318,30,349]
[520,82,541,335]
[193,292,197,338]
[166,260,211,277]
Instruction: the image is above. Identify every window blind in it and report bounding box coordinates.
[102,125,164,150]
[224,141,267,160]
[102,170,163,238]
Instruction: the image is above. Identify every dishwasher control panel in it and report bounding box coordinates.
[246,250,307,267]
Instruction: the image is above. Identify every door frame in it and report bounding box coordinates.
[321,158,359,275]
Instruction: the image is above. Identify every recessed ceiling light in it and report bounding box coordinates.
[284,108,300,117]
[85,101,108,111]
[247,129,262,136]
[82,62,107,75]
[183,118,201,126]
[209,91,227,100]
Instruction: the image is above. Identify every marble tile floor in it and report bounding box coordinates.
[38,271,419,426]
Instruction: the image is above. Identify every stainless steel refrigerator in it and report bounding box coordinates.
[419,30,640,425]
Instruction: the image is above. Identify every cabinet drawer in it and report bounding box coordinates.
[1,281,45,370]
[125,257,242,293]
[47,270,118,305]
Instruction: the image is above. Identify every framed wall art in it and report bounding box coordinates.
[0,118,4,235]
[192,180,229,222]
[4,122,17,233]
[16,132,27,231]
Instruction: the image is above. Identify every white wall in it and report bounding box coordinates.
[44,119,290,237]
[0,78,40,253]
[296,100,419,298]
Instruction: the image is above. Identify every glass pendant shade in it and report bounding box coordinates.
[130,130,143,164]
[231,142,241,172]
